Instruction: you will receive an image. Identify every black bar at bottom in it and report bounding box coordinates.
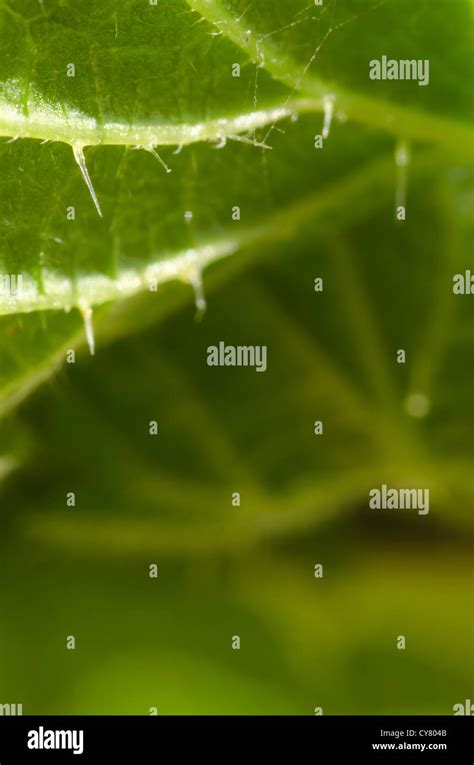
[0,715,471,762]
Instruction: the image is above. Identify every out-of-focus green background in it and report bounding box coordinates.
[0,0,472,714]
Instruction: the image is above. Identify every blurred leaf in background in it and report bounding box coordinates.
[0,0,472,714]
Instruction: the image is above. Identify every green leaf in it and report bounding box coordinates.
[0,0,472,414]
[0,0,472,413]
[0,0,472,322]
